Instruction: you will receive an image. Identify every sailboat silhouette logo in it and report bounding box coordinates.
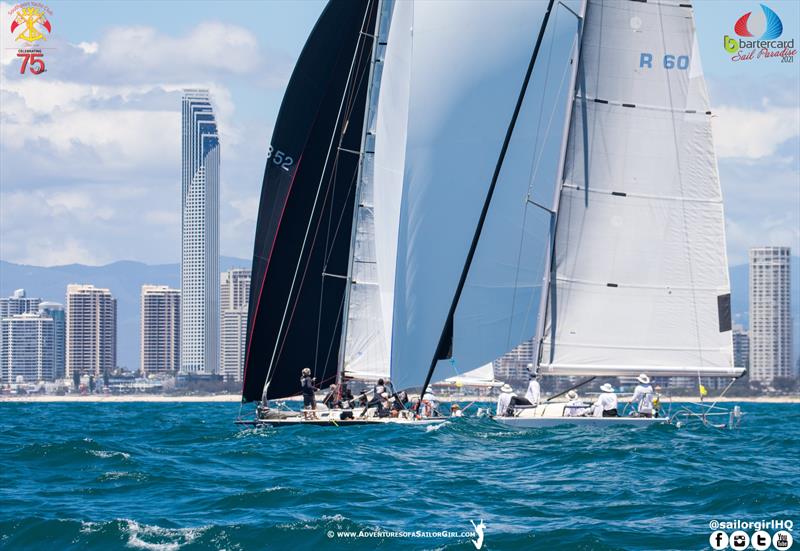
[470,519,486,549]
[734,4,783,40]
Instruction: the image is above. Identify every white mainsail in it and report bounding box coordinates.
[390,1,553,391]
[539,0,742,378]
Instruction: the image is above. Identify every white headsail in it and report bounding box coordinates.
[539,0,742,378]
[341,0,396,382]
[390,1,553,391]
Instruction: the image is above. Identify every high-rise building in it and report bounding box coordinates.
[181,88,220,375]
[0,289,43,382]
[0,312,55,383]
[732,325,750,370]
[66,284,117,378]
[38,302,65,379]
[141,285,180,375]
[494,338,535,383]
[749,247,793,382]
[220,268,250,382]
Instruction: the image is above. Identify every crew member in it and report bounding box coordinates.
[525,372,541,406]
[563,390,588,417]
[496,383,515,417]
[322,383,341,409]
[588,383,618,417]
[631,373,655,417]
[300,368,317,417]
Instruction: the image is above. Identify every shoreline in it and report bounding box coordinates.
[0,394,798,403]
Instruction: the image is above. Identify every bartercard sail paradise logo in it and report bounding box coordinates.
[723,3,795,63]
[8,2,52,74]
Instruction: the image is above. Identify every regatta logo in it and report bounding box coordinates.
[723,3,795,63]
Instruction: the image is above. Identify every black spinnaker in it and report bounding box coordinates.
[242,0,377,403]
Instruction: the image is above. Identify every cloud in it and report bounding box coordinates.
[713,105,800,159]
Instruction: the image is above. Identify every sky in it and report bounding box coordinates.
[0,0,798,268]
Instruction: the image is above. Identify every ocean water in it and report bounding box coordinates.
[0,401,798,551]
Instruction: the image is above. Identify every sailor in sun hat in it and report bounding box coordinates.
[588,383,618,417]
[496,383,515,417]
[564,389,588,417]
[631,373,655,417]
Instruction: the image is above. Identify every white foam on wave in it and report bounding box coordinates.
[426,421,449,432]
[89,450,131,460]
[125,520,206,551]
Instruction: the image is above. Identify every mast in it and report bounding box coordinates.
[417,0,557,400]
[336,0,390,389]
[534,0,587,372]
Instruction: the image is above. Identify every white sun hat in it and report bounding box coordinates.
[600,383,615,393]
[500,383,514,393]
[567,390,578,400]
[637,373,651,384]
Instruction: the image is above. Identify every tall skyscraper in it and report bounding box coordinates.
[494,338,535,383]
[66,284,117,378]
[181,89,220,375]
[749,247,793,382]
[38,302,66,379]
[141,285,180,375]
[220,268,251,382]
[1,312,55,383]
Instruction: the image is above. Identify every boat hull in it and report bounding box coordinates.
[236,417,447,427]
[494,415,666,428]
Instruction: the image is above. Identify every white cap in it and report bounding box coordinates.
[600,383,615,393]
[500,383,514,393]
[637,373,651,384]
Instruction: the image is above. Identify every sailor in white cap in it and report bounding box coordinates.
[563,389,588,417]
[630,373,655,417]
[422,391,438,417]
[524,371,541,406]
[496,383,515,417]
[588,383,618,417]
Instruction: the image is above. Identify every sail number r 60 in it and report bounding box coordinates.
[639,53,689,70]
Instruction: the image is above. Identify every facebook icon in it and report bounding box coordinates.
[710,530,729,550]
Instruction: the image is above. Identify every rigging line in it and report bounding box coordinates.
[263,3,374,392]
[418,0,558,401]
[656,2,705,374]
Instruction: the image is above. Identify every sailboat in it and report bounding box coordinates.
[486,0,748,427]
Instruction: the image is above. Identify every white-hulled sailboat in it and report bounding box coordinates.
[489,0,747,427]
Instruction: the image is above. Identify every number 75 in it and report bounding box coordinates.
[18,52,45,74]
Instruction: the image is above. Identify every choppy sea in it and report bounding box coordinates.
[0,401,797,550]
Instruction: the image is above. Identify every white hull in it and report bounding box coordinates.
[237,407,447,428]
[495,415,665,428]
[492,403,666,428]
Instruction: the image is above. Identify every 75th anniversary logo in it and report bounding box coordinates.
[8,1,53,75]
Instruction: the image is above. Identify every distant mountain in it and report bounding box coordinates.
[1,256,797,371]
[0,257,250,371]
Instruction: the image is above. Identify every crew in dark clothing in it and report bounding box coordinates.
[357,390,368,408]
[322,384,341,409]
[340,383,354,408]
[300,368,317,414]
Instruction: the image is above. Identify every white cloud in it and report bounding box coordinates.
[713,105,800,159]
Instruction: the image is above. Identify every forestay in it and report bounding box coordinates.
[540,0,741,378]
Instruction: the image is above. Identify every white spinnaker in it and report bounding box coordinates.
[390,1,550,391]
[342,0,395,382]
[540,0,739,377]
[373,0,412,381]
[446,4,582,379]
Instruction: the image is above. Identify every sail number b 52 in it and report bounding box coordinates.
[267,145,294,172]
[639,53,689,69]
